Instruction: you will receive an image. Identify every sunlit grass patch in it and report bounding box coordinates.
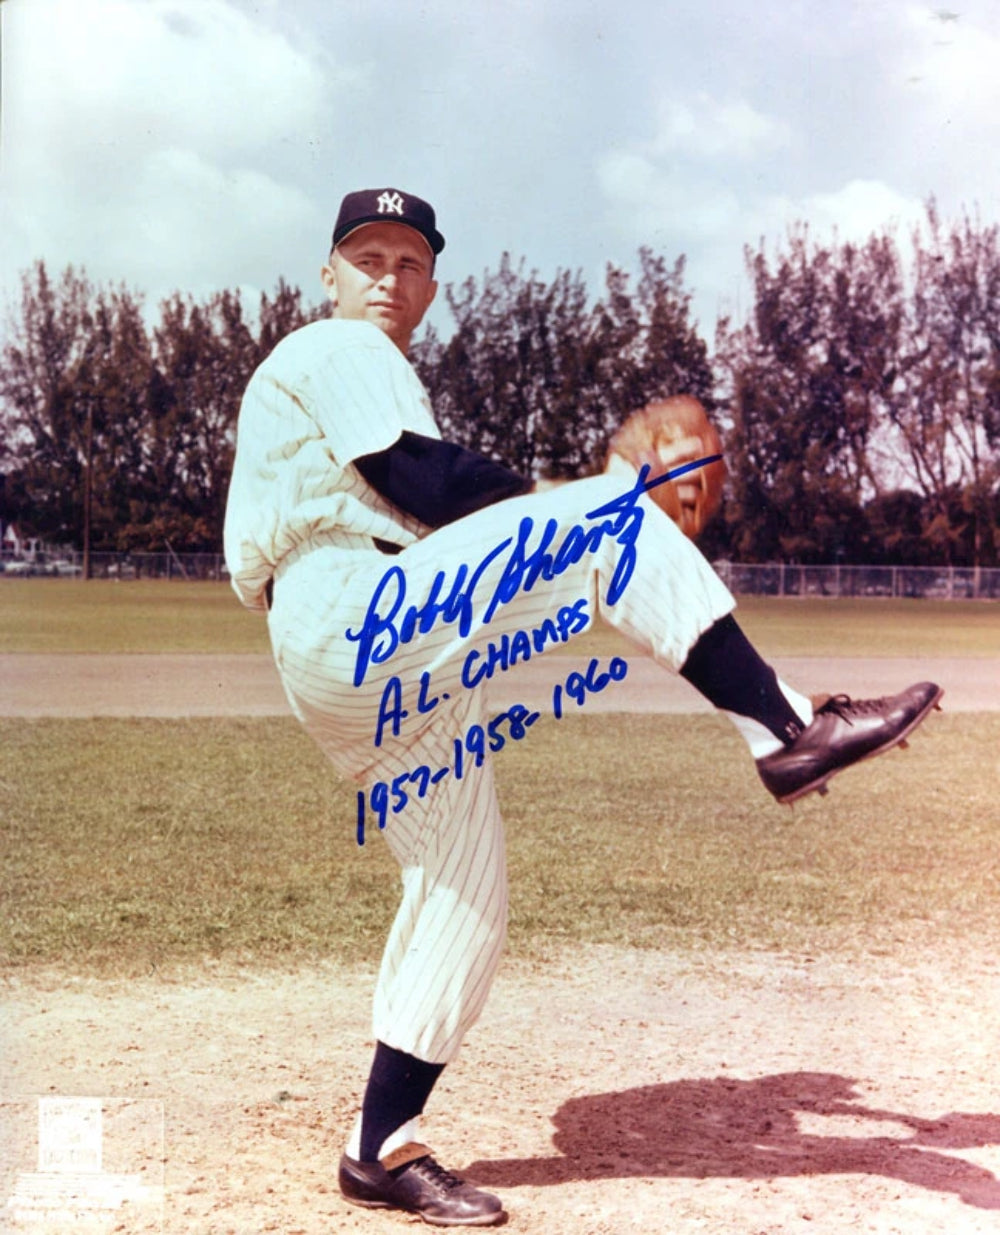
[2,713,995,975]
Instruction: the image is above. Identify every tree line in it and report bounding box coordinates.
[1,201,998,567]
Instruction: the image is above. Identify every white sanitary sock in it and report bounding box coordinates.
[346,1114,421,1162]
[726,680,814,759]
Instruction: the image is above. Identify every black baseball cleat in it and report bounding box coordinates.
[338,1142,506,1227]
[756,681,944,804]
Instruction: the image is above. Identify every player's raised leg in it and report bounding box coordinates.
[271,473,942,806]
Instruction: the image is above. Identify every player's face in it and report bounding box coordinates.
[321,223,438,353]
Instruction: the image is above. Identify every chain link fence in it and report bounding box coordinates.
[1,550,229,581]
[4,550,1000,599]
[713,561,1000,600]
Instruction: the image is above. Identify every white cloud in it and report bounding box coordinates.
[649,94,792,162]
[0,0,336,303]
[798,179,925,242]
[595,87,794,259]
[597,152,743,245]
[2,0,997,339]
[4,0,329,159]
[126,149,319,284]
[750,180,927,253]
[875,3,1000,212]
[597,137,929,329]
[896,4,1000,111]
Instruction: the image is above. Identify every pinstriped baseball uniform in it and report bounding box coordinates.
[225,319,436,613]
[225,317,735,1064]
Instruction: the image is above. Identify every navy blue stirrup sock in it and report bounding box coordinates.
[359,1042,445,1162]
[680,614,805,744]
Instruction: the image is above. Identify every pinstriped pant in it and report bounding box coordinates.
[266,475,735,1063]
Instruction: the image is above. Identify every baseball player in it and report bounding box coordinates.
[223,187,942,1227]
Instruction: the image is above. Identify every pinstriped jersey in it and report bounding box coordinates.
[224,318,439,611]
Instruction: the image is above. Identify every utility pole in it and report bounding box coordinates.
[82,399,94,580]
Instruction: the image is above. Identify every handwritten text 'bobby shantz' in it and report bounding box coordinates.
[345,457,719,693]
[349,458,721,844]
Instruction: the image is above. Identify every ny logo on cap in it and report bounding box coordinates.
[377,191,405,217]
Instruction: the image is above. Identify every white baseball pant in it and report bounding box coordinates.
[266,475,735,1063]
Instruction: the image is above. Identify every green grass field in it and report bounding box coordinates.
[2,581,998,974]
[3,713,997,974]
[2,578,999,656]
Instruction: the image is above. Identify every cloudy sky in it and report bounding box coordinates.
[1,0,998,339]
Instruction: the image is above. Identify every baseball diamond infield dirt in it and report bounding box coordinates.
[2,654,999,1234]
[0,653,997,717]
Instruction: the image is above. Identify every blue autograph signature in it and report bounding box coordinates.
[346,457,718,689]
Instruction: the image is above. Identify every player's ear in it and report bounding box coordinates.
[320,260,338,306]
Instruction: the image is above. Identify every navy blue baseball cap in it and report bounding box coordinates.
[331,188,445,256]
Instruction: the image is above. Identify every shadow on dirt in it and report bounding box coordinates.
[466,1071,1000,1209]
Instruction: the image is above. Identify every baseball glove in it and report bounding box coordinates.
[605,395,725,538]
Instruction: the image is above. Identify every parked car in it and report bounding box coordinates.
[49,559,83,577]
[3,559,33,575]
